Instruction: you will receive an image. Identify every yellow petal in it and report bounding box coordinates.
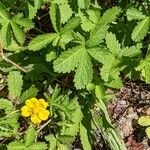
[21,106,31,117]
[31,114,41,124]
[38,99,48,109]
[26,98,38,108]
[38,110,49,121]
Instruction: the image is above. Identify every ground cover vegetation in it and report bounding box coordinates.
[0,0,149,149]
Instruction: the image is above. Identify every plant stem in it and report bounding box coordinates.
[37,118,52,133]
[0,41,27,73]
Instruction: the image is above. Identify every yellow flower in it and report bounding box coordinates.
[26,98,38,108]
[31,114,41,124]
[21,98,50,124]
[38,109,49,121]
[38,99,48,109]
[21,106,31,117]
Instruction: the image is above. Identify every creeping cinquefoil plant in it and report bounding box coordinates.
[0,0,149,149]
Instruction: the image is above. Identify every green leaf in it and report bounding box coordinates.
[49,3,60,32]
[77,0,90,9]
[0,98,13,111]
[126,8,146,21]
[0,21,11,47]
[53,46,84,73]
[118,44,141,58]
[28,0,43,19]
[136,56,150,83]
[131,17,149,42]
[0,2,9,20]
[59,2,73,24]
[99,6,121,26]
[87,8,100,23]
[87,47,108,64]
[105,77,123,89]
[80,123,92,150]
[12,13,34,30]
[74,49,93,89]
[7,71,23,99]
[20,86,39,102]
[86,25,108,47]
[28,33,58,51]
[58,135,74,144]
[58,31,73,49]
[79,10,95,32]
[27,142,47,150]
[11,22,25,44]
[46,51,57,62]
[25,125,38,147]
[106,32,121,56]
[45,135,57,150]
[95,85,112,123]
[7,141,25,150]
[146,127,150,139]
[57,143,70,150]
[61,17,81,33]
[138,116,150,126]
[100,55,120,82]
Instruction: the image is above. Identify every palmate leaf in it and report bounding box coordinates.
[7,71,23,99]
[28,33,58,51]
[54,46,93,89]
[74,49,93,89]
[98,6,121,26]
[126,8,146,21]
[131,17,149,42]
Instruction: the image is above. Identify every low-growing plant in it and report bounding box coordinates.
[0,0,149,149]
